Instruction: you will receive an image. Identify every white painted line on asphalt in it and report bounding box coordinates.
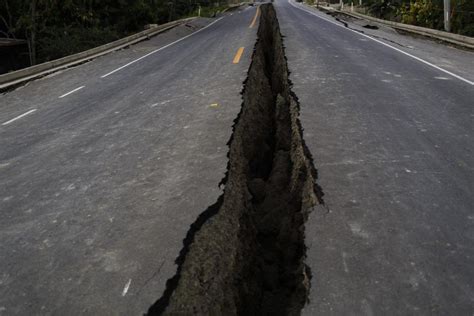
[101,17,224,78]
[2,109,37,126]
[122,279,132,296]
[59,86,85,98]
[288,0,474,86]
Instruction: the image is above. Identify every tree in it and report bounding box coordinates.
[0,0,230,65]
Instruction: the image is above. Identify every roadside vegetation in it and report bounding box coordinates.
[0,0,235,66]
[344,0,474,36]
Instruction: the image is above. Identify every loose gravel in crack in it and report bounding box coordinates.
[148,4,323,315]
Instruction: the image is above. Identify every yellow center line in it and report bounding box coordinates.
[233,47,245,64]
[249,6,260,28]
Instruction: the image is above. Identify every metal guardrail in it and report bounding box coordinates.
[0,17,196,90]
[329,7,474,49]
[222,1,252,13]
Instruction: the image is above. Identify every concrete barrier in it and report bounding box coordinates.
[0,18,196,90]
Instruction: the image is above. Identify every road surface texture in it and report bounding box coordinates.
[275,0,474,315]
[0,6,259,315]
[1,0,474,315]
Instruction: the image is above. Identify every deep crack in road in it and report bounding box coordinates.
[148,4,323,315]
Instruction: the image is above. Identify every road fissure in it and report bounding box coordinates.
[148,4,323,314]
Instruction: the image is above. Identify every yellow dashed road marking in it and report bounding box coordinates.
[233,47,245,64]
[249,6,260,28]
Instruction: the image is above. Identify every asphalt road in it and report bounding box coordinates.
[1,1,473,315]
[0,7,258,315]
[275,0,474,314]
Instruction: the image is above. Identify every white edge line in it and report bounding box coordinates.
[59,85,85,99]
[288,0,474,86]
[2,109,37,126]
[101,17,225,78]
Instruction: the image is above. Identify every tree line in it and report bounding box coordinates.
[0,0,229,66]
[357,0,474,36]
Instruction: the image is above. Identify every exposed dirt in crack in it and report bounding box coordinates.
[147,4,323,315]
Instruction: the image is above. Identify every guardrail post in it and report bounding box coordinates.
[444,0,451,32]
